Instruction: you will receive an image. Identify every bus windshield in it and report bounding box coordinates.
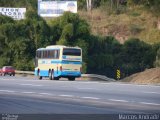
[63,48,81,56]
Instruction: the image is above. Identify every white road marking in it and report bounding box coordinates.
[21,92,35,94]
[100,83,110,85]
[0,90,16,93]
[134,84,160,87]
[109,99,128,102]
[21,83,36,85]
[81,97,100,100]
[143,92,160,94]
[39,93,53,96]
[140,102,160,106]
[59,95,74,97]
[20,84,43,87]
[77,88,95,90]
[101,82,160,88]
[78,82,99,84]
[60,86,70,88]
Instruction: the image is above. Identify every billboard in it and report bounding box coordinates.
[38,0,77,17]
[0,7,26,20]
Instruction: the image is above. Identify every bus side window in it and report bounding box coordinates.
[44,50,47,58]
[41,51,44,58]
[51,50,55,59]
[37,51,40,58]
[48,50,51,58]
[46,50,49,58]
[54,50,57,59]
[44,51,46,58]
[56,50,59,59]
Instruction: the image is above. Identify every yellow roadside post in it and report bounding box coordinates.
[117,69,121,80]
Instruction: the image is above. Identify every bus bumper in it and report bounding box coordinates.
[61,71,81,77]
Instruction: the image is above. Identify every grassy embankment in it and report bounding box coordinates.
[78,7,160,44]
[122,68,160,84]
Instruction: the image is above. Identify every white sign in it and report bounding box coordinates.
[0,7,26,20]
[38,0,77,17]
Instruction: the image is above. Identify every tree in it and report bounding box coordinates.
[0,15,14,25]
[25,10,51,48]
[121,38,155,76]
[0,11,50,70]
[78,0,86,9]
[50,12,90,46]
[86,0,92,11]
[154,47,160,67]
[11,37,35,70]
[127,0,160,16]
[87,35,121,78]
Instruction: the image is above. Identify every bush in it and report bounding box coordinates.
[121,38,156,76]
[14,59,34,71]
[129,24,144,35]
[154,48,160,67]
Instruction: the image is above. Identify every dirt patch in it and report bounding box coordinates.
[122,68,160,84]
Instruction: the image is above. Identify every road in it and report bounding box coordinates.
[0,76,160,116]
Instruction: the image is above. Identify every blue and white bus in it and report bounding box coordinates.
[35,45,82,81]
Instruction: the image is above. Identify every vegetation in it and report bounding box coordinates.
[0,0,160,79]
[0,13,50,70]
[78,0,160,44]
[155,49,160,67]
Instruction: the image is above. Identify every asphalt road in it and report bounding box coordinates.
[0,76,160,115]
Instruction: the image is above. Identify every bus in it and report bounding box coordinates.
[34,45,82,81]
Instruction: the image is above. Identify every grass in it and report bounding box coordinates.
[122,68,160,84]
[78,6,160,44]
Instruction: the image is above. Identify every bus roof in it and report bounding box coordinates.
[37,48,45,51]
[37,45,81,51]
[46,45,81,49]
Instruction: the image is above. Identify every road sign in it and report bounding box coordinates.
[117,69,121,80]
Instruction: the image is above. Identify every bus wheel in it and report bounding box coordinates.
[68,77,75,81]
[51,70,54,80]
[38,71,42,80]
[54,77,59,80]
[49,71,52,80]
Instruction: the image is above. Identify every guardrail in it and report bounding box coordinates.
[15,70,115,81]
[81,74,115,81]
[15,70,34,75]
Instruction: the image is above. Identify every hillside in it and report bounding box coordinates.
[78,8,160,44]
[122,68,160,84]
